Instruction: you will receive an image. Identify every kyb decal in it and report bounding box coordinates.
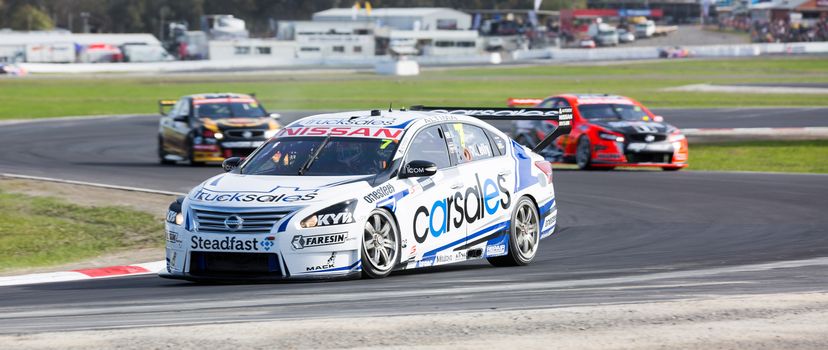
[412,174,511,243]
[292,233,348,249]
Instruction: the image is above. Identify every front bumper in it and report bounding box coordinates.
[192,139,267,163]
[590,137,689,168]
[162,220,363,281]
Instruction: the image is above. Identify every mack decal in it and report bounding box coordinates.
[306,252,337,271]
[292,233,348,249]
[412,174,511,243]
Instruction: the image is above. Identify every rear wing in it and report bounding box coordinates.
[158,99,177,115]
[409,106,573,153]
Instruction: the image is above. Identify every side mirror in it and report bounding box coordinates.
[222,157,243,172]
[269,112,281,119]
[173,114,188,123]
[399,160,437,179]
[653,115,664,122]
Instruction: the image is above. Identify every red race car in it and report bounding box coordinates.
[509,94,688,171]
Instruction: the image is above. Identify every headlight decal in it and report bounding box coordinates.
[301,199,357,228]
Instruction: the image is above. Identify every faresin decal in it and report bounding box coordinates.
[280,127,403,139]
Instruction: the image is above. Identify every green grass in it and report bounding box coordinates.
[688,140,828,173]
[0,191,163,271]
[1,56,828,120]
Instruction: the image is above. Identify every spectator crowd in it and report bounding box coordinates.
[718,16,828,43]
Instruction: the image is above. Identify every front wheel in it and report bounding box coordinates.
[361,209,400,279]
[575,136,594,170]
[488,197,540,267]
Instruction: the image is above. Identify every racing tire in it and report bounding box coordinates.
[361,209,401,279]
[488,196,540,267]
[575,136,595,170]
[158,136,176,165]
[187,135,205,167]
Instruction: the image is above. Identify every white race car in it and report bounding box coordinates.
[161,106,572,281]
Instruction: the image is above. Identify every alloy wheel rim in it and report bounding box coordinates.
[515,203,539,260]
[363,212,397,272]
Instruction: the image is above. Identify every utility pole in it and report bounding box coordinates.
[80,12,90,33]
[159,6,170,41]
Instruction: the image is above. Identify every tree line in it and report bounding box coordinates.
[0,0,584,36]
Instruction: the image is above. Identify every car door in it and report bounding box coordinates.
[441,122,514,251]
[394,124,466,267]
[164,98,192,154]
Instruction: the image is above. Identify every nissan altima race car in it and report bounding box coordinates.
[161,106,572,281]
[158,93,281,165]
[509,94,688,170]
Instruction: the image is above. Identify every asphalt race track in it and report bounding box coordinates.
[0,108,827,333]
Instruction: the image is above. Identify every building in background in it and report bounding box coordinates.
[210,7,481,61]
[0,30,167,63]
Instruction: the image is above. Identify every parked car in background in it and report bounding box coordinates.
[618,29,636,43]
[595,27,619,46]
[635,20,656,38]
[78,43,123,63]
[578,39,596,48]
[121,43,175,62]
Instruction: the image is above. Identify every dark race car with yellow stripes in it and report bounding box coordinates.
[158,93,282,165]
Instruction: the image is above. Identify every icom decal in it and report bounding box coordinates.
[412,174,511,244]
[191,236,260,251]
[292,233,348,249]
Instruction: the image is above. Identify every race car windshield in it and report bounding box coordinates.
[196,102,266,118]
[240,137,398,176]
[578,104,651,121]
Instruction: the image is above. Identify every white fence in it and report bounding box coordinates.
[18,42,828,74]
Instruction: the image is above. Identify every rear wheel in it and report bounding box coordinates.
[361,209,400,279]
[575,136,594,170]
[488,197,540,267]
[158,136,175,165]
